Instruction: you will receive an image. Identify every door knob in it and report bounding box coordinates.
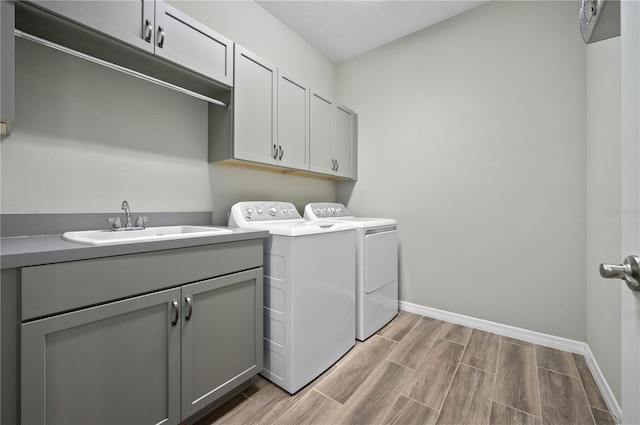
[600,255,640,291]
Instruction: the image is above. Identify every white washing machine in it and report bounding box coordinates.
[304,203,398,341]
[229,201,356,394]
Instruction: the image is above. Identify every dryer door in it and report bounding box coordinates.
[364,229,398,293]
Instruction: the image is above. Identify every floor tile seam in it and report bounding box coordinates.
[533,345,544,419]
[384,329,438,369]
[488,336,502,405]
[571,355,607,411]
[534,344,580,378]
[404,314,426,337]
[536,364,580,379]
[438,333,471,347]
[490,400,543,421]
[495,339,541,418]
[431,345,468,425]
[273,388,326,422]
[312,386,345,407]
[459,358,498,375]
[401,392,442,415]
[501,335,534,348]
[384,356,418,373]
[378,392,408,425]
[569,356,602,425]
[375,333,402,344]
[459,362,497,378]
[591,405,617,420]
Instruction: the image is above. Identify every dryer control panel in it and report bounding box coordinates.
[305,203,351,219]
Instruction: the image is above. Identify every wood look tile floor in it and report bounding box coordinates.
[195,312,617,425]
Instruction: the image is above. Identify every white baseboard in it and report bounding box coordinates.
[583,344,623,423]
[399,301,622,423]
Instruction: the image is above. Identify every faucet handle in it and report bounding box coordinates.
[135,216,148,228]
[108,217,122,230]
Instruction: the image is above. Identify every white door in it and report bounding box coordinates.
[620,3,640,423]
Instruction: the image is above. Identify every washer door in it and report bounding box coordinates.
[364,229,398,293]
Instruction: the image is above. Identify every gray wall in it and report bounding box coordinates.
[337,1,587,341]
[586,37,622,402]
[1,1,335,222]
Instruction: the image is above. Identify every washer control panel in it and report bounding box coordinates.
[306,203,351,219]
[232,201,301,223]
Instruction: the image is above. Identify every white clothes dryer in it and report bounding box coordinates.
[229,201,356,394]
[304,203,398,341]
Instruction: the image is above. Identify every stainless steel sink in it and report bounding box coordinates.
[62,225,233,246]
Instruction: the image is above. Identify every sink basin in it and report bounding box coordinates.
[62,225,234,246]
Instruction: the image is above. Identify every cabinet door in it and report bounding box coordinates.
[181,269,263,419]
[21,288,181,425]
[277,71,309,170]
[309,92,334,175]
[30,0,155,53]
[233,45,277,165]
[154,1,233,86]
[333,104,356,179]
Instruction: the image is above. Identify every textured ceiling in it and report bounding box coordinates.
[257,1,488,63]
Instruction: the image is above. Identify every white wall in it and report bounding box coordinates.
[585,37,621,403]
[337,1,587,340]
[1,1,336,222]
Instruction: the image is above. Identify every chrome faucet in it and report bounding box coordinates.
[122,201,133,228]
[108,201,147,231]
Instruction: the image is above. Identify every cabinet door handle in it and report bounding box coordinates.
[157,26,165,48]
[185,296,193,321]
[171,299,179,326]
[278,146,284,160]
[273,144,278,160]
[335,160,339,172]
[143,19,153,43]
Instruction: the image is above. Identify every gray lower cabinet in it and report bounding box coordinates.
[21,268,263,425]
[181,270,263,419]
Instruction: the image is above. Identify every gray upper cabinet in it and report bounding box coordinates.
[209,45,318,174]
[233,45,277,165]
[277,71,310,170]
[332,104,357,179]
[26,0,233,86]
[154,1,233,86]
[309,93,334,175]
[29,0,156,53]
[310,94,358,179]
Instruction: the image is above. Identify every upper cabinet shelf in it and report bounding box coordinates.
[209,44,358,181]
[15,0,233,102]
